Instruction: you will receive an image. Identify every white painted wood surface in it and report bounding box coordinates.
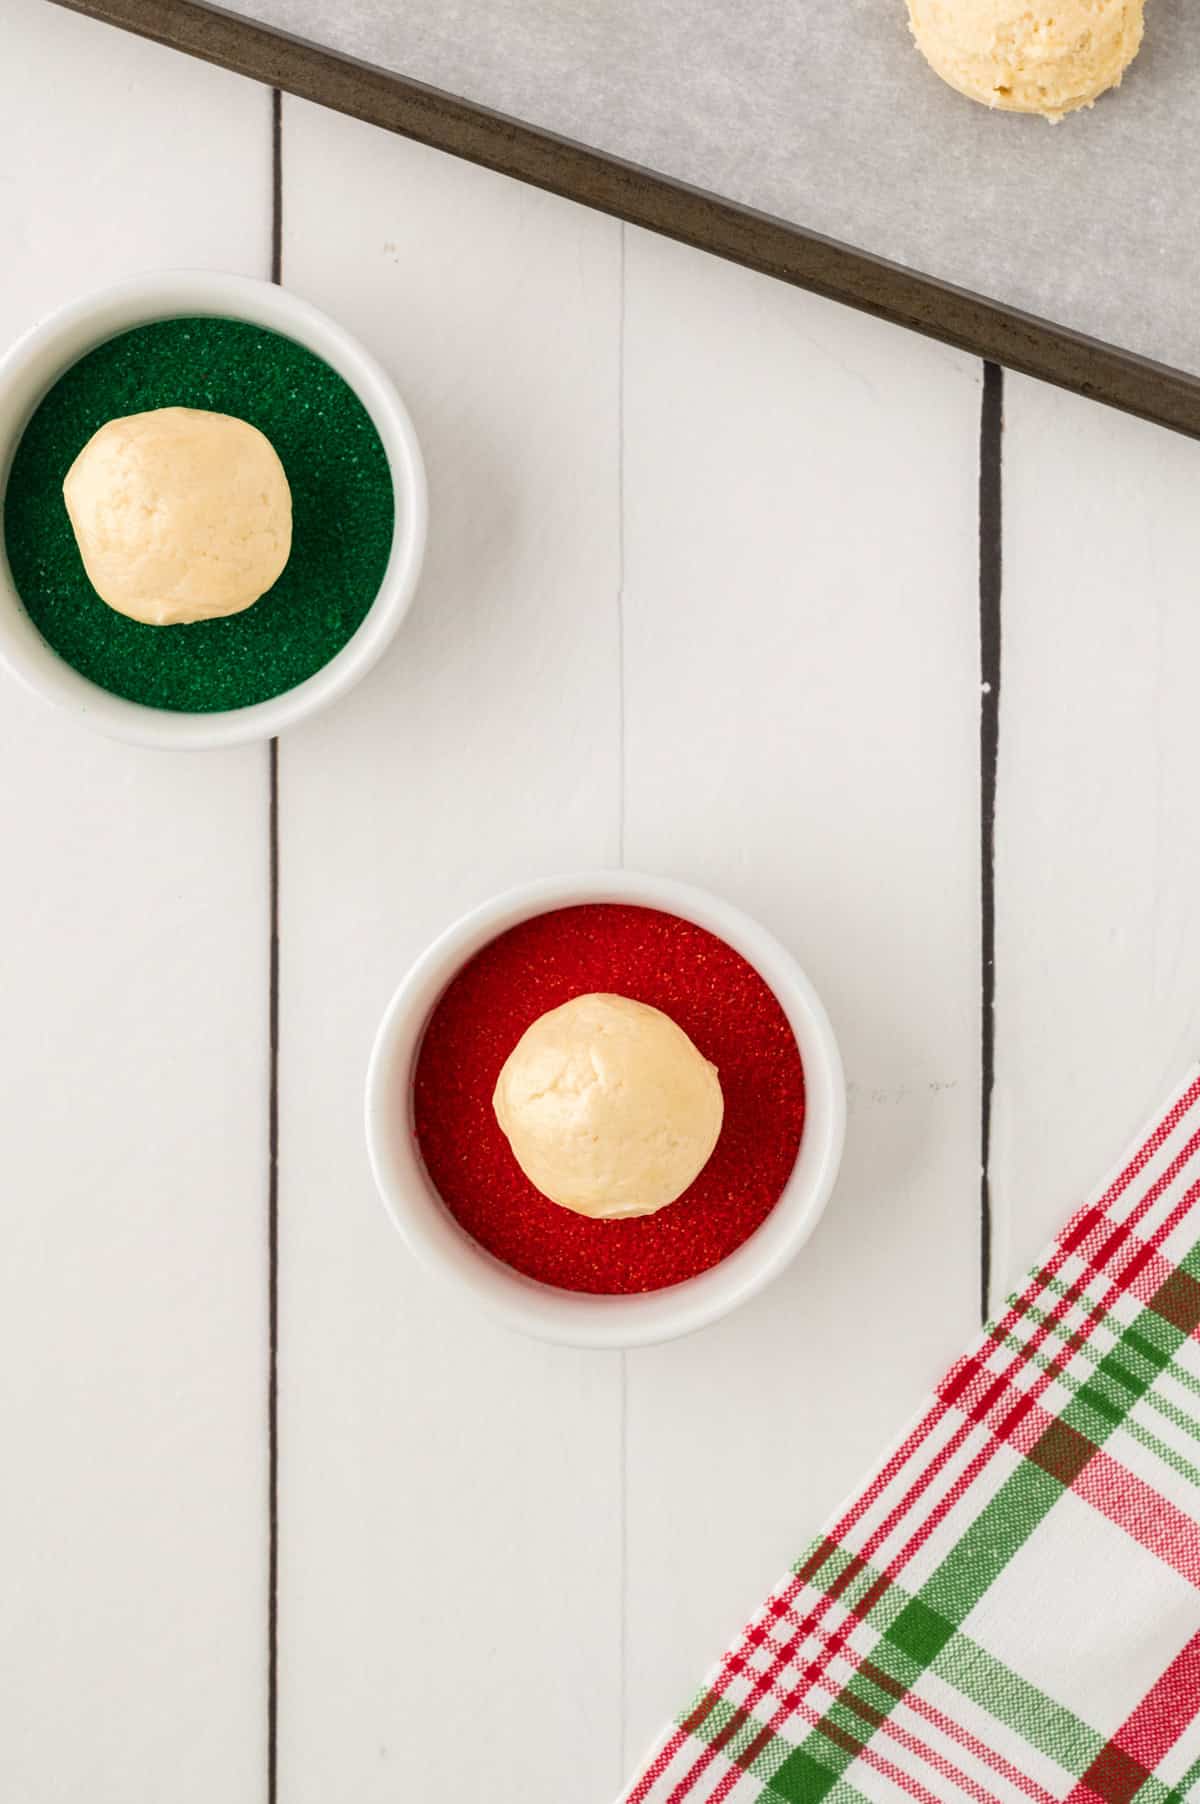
[618,230,982,1769]
[991,377,1200,1309]
[4,5,1198,1802]
[276,98,624,1804]
[0,6,272,1802]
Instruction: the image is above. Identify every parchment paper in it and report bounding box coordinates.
[237,0,1198,377]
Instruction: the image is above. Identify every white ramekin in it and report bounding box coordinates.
[0,270,427,747]
[365,871,846,1349]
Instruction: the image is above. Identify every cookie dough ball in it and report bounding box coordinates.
[63,406,292,625]
[907,0,1144,120]
[492,992,724,1220]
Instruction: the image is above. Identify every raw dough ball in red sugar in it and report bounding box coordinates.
[492,991,724,1220]
[412,904,806,1295]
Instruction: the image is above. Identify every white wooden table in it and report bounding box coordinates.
[4,5,1200,1801]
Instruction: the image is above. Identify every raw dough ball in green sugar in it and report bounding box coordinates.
[4,317,395,712]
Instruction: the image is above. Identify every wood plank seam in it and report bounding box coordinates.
[618,217,629,1783]
[978,362,1003,1325]
[268,81,282,1804]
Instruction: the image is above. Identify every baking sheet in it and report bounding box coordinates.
[226,0,1197,380]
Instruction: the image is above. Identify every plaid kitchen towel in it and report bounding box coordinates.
[622,1069,1200,1804]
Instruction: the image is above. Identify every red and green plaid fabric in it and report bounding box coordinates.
[621,1071,1200,1804]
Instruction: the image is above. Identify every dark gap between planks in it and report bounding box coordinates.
[267,84,282,1804]
[978,363,1003,1325]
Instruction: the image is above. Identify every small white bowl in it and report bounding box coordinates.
[365,871,846,1348]
[0,270,426,747]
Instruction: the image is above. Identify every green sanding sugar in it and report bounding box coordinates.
[3,316,394,712]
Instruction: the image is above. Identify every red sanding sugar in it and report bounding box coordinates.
[412,903,806,1295]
